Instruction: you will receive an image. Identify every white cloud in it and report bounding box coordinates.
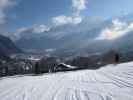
[52,0,87,26]
[72,0,87,15]
[96,19,133,40]
[9,24,50,40]
[112,19,126,30]
[0,0,16,24]
[16,24,50,34]
[52,15,82,26]
[32,25,50,33]
[0,0,15,24]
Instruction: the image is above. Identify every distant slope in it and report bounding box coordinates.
[0,34,21,57]
[0,61,133,100]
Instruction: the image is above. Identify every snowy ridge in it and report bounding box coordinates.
[0,62,133,100]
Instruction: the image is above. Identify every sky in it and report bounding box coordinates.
[0,0,133,33]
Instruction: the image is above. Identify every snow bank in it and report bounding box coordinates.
[0,62,133,100]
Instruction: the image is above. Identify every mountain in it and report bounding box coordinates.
[15,18,110,53]
[13,14,133,56]
[0,34,21,58]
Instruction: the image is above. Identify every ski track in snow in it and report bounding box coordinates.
[1,62,133,100]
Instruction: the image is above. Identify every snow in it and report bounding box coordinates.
[27,56,40,61]
[0,62,133,100]
[59,63,77,69]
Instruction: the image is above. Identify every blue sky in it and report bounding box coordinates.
[0,0,133,32]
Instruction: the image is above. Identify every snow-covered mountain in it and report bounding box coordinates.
[0,61,133,100]
[12,14,133,56]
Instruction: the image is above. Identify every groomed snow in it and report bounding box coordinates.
[0,62,133,100]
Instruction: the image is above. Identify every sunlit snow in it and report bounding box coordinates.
[0,62,133,100]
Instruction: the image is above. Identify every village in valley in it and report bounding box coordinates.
[1,49,133,77]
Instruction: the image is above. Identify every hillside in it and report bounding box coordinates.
[0,61,133,100]
[0,35,21,58]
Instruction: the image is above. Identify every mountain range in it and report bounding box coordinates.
[7,14,133,57]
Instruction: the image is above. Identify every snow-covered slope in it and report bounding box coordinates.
[0,62,133,100]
